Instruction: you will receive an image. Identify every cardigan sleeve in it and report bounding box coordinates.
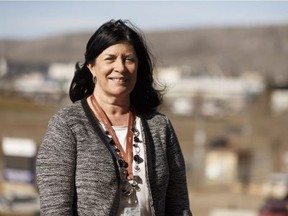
[36,113,77,215]
[165,118,193,216]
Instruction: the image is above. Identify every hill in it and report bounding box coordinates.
[1,24,288,77]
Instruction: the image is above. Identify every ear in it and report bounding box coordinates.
[87,64,97,84]
[87,64,95,74]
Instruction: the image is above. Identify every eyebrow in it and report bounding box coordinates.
[104,53,136,57]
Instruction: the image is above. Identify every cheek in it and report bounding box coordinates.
[94,65,110,78]
[131,69,138,83]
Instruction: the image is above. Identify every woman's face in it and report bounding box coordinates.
[88,42,138,100]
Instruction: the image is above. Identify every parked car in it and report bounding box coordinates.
[259,198,288,216]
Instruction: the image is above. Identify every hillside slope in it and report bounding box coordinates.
[1,25,288,76]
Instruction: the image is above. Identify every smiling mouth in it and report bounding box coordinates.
[109,77,129,82]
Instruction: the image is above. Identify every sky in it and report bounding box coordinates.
[1,1,288,39]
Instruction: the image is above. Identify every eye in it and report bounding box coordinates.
[104,55,116,62]
[125,56,137,63]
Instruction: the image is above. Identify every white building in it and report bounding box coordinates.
[48,62,75,93]
[270,89,288,114]
[13,72,59,94]
[158,66,265,117]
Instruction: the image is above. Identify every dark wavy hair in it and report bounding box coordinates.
[69,19,164,114]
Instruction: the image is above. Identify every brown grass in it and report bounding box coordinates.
[0,95,58,145]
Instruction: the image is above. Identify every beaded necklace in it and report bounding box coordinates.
[90,95,144,198]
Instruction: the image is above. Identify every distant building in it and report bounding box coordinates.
[270,88,288,114]
[158,66,265,118]
[0,61,76,104]
[13,72,59,95]
[48,62,75,93]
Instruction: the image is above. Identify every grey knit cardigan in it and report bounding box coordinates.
[36,99,192,216]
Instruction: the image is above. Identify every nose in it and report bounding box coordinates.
[114,58,125,72]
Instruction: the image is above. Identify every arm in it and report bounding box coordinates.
[165,118,192,216]
[36,114,77,215]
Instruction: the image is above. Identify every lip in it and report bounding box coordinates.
[108,77,129,82]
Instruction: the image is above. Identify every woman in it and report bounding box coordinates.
[36,19,192,216]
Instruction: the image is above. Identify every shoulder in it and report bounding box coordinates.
[140,111,171,128]
[49,100,85,126]
[56,101,83,117]
[141,111,167,121]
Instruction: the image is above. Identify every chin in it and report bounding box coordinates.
[114,87,132,93]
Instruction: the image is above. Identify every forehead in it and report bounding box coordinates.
[100,43,136,55]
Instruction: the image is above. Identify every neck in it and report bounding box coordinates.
[89,93,131,126]
[95,94,130,115]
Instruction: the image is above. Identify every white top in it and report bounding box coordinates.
[103,117,152,216]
